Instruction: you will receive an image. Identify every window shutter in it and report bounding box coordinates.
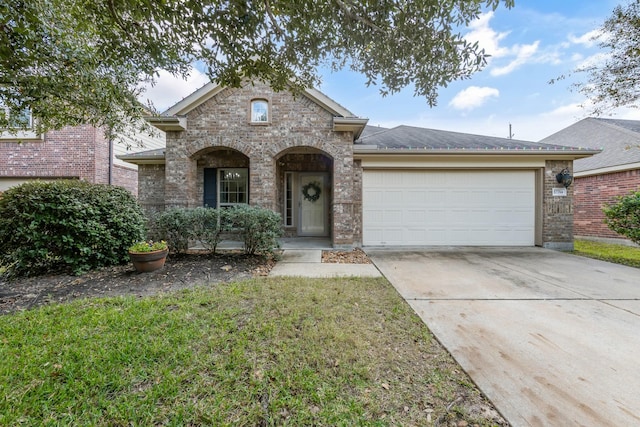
[203,168,217,208]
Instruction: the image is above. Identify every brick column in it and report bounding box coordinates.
[542,160,574,250]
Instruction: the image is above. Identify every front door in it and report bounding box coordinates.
[298,173,328,236]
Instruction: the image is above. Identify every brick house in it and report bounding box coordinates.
[0,119,165,195]
[120,81,597,249]
[541,118,640,244]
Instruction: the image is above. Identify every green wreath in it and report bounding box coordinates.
[302,181,322,202]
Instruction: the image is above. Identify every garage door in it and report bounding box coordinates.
[363,170,535,246]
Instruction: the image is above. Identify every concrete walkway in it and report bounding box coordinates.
[368,247,640,427]
[268,249,381,278]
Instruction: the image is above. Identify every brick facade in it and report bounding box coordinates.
[0,125,139,195]
[155,81,357,245]
[135,82,580,249]
[543,160,575,250]
[574,169,640,239]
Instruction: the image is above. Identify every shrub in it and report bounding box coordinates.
[154,207,226,254]
[153,208,193,254]
[227,205,283,255]
[604,191,640,244]
[0,180,146,277]
[189,207,226,252]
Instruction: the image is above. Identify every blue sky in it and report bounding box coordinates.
[143,0,632,141]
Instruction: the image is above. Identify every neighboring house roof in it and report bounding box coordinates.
[540,118,640,175]
[117,148,165,164]
[355,125,598,156]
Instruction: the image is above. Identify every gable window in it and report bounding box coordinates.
[250,99,269,123]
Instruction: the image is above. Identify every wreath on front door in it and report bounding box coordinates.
[302,181,322,202]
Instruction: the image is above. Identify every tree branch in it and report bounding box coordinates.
[264,0,284,37]
[334,0,384,33]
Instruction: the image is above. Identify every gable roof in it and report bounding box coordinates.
[146,81,368,138]
[540,117,640,174]
[161,81,357,118]
[355,125,598,157]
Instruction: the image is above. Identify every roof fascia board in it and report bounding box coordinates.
[353,148,600,160]
[163,82,225,116]
[116,154,166,165]
[303,87,355,117]
[144,116,187,131]
[575,162,640,177]
[333,117,369,139]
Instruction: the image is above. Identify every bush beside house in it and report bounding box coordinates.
[0,180,146,277]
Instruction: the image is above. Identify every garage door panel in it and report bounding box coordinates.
[363,170,535,246]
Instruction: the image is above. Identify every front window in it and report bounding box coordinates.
[250,99,268,123]
[219,168,248,207]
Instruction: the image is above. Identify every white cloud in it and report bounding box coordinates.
[465,12,511,58]
[449,86,500,111]
[490,41,540,76]
[139,69,210,112]
[568,29,604,48]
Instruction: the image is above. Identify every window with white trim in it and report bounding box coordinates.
[219,168,248,207]
[250,99,268,123]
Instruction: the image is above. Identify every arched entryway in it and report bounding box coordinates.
[275,148,334,238]
[192,147,250,208]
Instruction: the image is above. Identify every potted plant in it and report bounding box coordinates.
[128,240,169,273]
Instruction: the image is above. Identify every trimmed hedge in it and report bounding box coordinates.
[154,205,282,256]
[0,180,146,277]
[604,190,640,245]
[153,207,224,254]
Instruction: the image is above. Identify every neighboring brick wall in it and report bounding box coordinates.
[0,125,139,195]
[574,169,640,239]
[92,127,110,184]
[0,125,96,180]
[161,81,357,246]
[542,160,575,250]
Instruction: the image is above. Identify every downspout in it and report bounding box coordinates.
[108,133,114,185]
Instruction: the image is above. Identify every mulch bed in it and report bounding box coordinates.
[1,248,373,316]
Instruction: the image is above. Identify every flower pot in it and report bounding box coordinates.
[128,248,168,273]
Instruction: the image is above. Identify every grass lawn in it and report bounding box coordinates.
[0,277,501,426]
[573,239,640,268]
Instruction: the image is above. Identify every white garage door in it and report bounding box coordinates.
[363,170,535,246]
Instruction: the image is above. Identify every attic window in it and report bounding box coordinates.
[250,99,269,123]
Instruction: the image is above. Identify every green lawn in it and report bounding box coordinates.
[573,239,640,268]
[0,277,500,426]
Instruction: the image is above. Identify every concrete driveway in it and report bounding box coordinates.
[367,247,640,427]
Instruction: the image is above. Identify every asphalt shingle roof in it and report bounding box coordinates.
[356,125,592,152]
[540,118,640,172]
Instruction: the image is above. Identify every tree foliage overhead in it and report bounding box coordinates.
[569,1,640,114]
[1,0,513,136]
